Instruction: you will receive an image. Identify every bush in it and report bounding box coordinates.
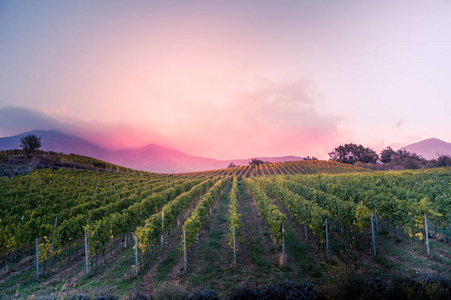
[229,286,262,300]
[336,277,390,300]
[189,289,218,300]
[228,280,316,300]
[150,282,187,300]
[279,280,316,300]
[391,276,451,300]
[130,291,150,300]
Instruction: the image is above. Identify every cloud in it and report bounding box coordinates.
[0,106,63,136]
[158,78,344,159]
[0,77,344,159]
[0,106,165,150]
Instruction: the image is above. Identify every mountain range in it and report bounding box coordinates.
[401,138,451,160]
[1,130,449,173]
[0,130,303,173]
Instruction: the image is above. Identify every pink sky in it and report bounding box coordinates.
[0,1,450,159]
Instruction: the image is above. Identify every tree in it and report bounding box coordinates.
[328,143,378,164]
[435,154,451,167]
[249,158,265,166]
[304,156,318,160]
[20,134,41,155]
[380,147,396,163]
[391,149,426,169]
[228,162,236,168]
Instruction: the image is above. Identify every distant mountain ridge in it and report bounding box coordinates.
[0,130,109,158]
[401,138,451,160]
[0,130,304,173]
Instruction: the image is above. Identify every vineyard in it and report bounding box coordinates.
[0,161,450,299]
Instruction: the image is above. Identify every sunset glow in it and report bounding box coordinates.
[1,1,450,159]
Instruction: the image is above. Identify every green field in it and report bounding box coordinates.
[0,162,450,299]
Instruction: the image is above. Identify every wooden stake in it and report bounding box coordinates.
[135,234,138,275]
[325,219,329,258]
[84,234,89,275]
[425,212,430,255]
[36,238,39,280]
[371,214,377,255]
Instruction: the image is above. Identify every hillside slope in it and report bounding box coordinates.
[401,138,451,159]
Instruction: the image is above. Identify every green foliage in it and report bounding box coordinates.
[255,176,331,243]
[136,178,216,253]
[151,282,187,300]
[0,160,449,296]
[243,177,287,246]
[182,177,229,251]
[228,177,241,250]
[329,143,379,164]
[436,154,451,167]
[20,134,41,155]
[355,201,372,232]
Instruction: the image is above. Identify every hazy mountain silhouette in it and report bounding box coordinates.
[0,130,108,158]
[0,130,303,173]
[401,138,451,159]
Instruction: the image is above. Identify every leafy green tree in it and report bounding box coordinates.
[436,154,451,167]
[391,149,426,169]
[20,134,42,155]
[380,147,396,163]
[328,143,378,164]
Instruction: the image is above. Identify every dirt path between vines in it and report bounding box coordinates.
[170,182,232,293]
[241,183,276,268]
[140,225,184,294]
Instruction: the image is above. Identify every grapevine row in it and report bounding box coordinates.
[228,177,241,249]
[135,178,217,253]
[182,177,229,251]
[242,177,287,246]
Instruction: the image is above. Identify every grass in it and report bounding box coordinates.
[154,246,182,283]
[182,182,232,292]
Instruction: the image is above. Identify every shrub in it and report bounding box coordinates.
[189,289,218,300]
[150,282,187,300]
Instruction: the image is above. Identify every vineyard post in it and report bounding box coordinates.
[135,235,138,275]
[233,226,236,269]
[84,234,89,276]
[371,214,377,255]
[36,238,39,280]
[161,211,164,245]
[373,199,379,230]
[124,233,127,249]
[425,212,430,255]
[336,201,344,234]
[183,230,187,273]
[304,225,308,239]
[374,209,379,231]
[51,216,58,252]
[325,219,329,258]
[282,222,285,264]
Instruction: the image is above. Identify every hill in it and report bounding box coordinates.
[0,130,108,158]
[0,130,304,173]
[401,138,451,159]
[0,151,135,177]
